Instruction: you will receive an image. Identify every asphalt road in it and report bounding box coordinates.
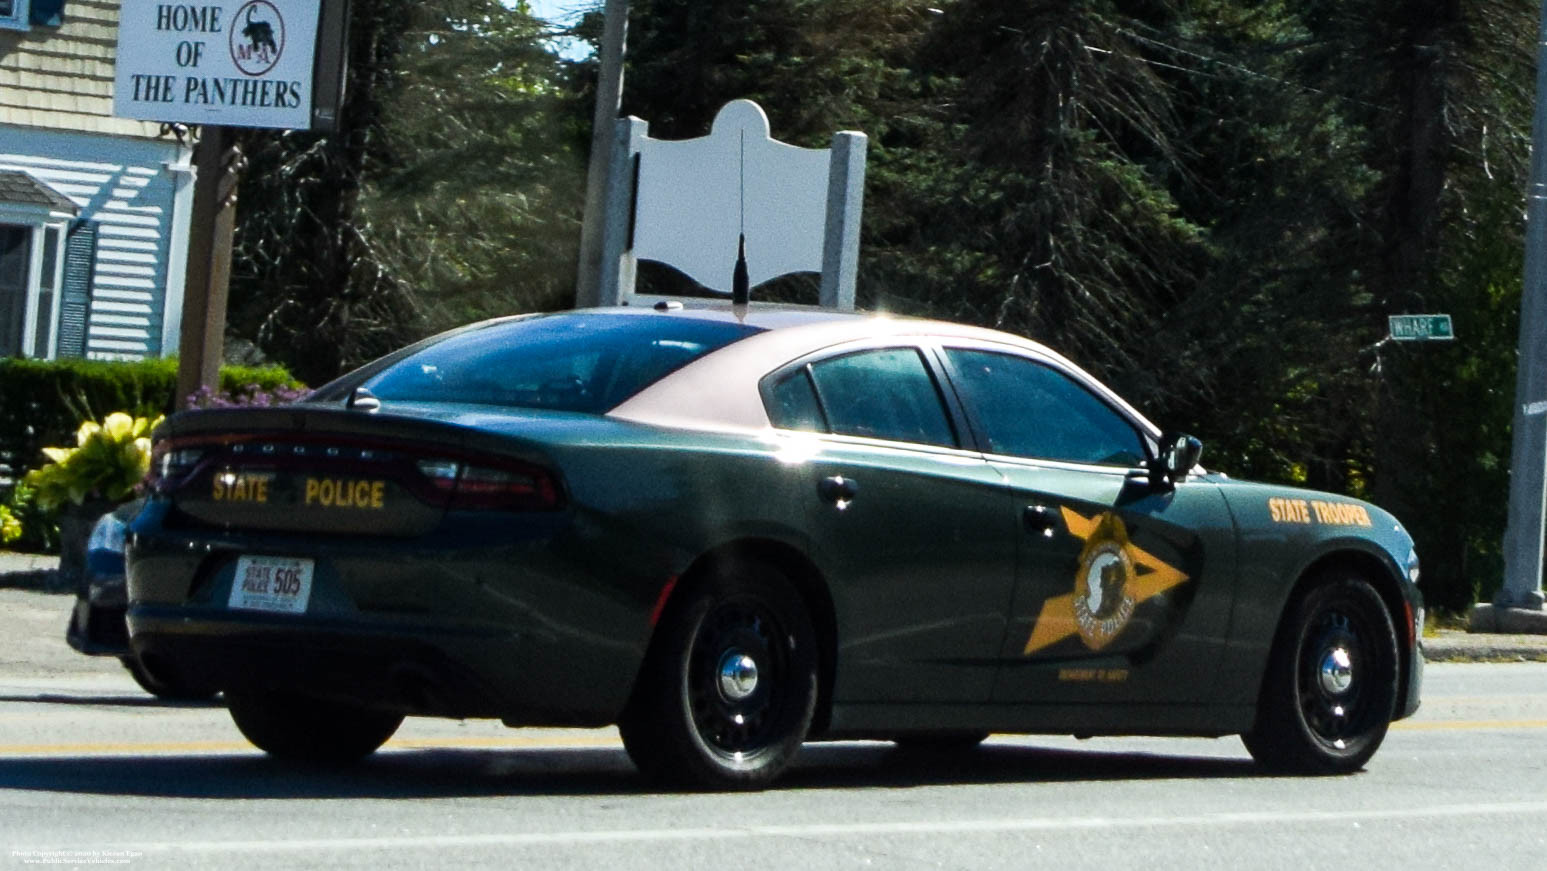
[0,589,1544,871]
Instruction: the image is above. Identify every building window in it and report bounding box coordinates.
[0,226,29,357]
[0,171,78,359]
[0,0,28,31]
[0,221,68,359]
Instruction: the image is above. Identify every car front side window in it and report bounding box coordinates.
[944,348,1145,467]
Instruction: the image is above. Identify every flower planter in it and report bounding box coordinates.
[55,499,115,593]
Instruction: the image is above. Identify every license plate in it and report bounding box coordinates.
[229,556,314,614]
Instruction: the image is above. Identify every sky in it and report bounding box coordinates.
[520,0,591,58]
[524,0,588,26]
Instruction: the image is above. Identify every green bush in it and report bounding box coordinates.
[0,358,299,516]
[3,482,56,553]
[0,503,19,546]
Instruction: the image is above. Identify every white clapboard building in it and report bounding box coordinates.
[0,0,193,360]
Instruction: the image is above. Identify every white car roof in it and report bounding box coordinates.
[605,303,1160,438]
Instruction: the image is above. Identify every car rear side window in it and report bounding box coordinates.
[945,348,1145,466]
[798,348,958,448]
[361,313,762,413]
[768,369,828,432]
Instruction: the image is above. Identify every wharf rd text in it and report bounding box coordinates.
[157,5,224,32]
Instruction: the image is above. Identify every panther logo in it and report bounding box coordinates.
[243,6,278,56]
[229,1,284,77]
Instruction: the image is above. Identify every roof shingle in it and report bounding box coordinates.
[0,169,79,214]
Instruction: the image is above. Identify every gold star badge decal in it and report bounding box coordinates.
[1022,507,1191,655]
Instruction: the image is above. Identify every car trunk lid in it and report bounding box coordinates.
[154,406,562,536]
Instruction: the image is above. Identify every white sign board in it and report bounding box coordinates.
[114,1,321,130]
[634,101,830,293]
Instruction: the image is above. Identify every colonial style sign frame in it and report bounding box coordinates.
[584,100,867,310]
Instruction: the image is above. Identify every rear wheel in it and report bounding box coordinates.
[226,690,403,764]
[1243,575,1398,774]
[619,562,818,790]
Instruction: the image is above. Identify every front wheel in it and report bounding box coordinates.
[619,562,819,790]
[226,690,403,764]
[1243,575,1398,774]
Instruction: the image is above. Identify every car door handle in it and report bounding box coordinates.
[1023,504,1059,538]
[818,476,860,506]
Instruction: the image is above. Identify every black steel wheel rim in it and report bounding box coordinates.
[686,598,789,758]
[1297,602,1375,750]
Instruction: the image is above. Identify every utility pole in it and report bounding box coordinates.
[1493,0,1547,628]
[575,0,631,308]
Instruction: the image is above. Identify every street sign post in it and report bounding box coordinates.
[1388,314,1455,341]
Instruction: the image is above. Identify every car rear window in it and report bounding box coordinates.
[360,313,762,413]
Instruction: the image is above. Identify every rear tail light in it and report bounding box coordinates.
[415,458,561,511]
[415,459,461,495]
[149,441,207,491]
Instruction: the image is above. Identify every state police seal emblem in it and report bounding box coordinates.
[1071,513,1139,650]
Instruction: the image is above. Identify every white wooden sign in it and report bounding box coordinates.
[592,99,867,309]
[113,1,321,130]
[634,101,830,293]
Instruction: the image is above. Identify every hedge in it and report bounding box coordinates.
[0,358,299,483]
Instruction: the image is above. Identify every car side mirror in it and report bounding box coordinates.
[1152,433,1203,488]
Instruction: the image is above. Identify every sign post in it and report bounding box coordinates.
[112,0,350,406]
[174,127,244,408]
[575,0,631,308]
[1495,0,1547,625]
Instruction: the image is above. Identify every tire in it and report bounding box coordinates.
[619,562,819,790]
[226,690,404,764]
[120,656,219,702]
[1243,575,1398,774]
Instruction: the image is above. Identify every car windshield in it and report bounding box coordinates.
[358,313,763,414]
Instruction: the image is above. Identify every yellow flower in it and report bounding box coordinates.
[24,411,165,510]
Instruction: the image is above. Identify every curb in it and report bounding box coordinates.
[1422,630,1547,663]
[0,553,67,594]
[0,569,71,594]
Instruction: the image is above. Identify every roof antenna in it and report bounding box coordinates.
[732,129,750,309]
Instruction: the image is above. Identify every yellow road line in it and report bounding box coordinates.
[1391,718,1547,732]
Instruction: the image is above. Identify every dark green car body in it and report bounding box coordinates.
[126,306,1421,776]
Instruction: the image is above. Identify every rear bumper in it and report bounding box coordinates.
[65,573,130,657]
[125,502,656,725]
[129,607,528,719]
[66,597,130,657]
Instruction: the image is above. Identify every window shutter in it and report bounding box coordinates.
[56,220,96,359]
[30,0,65,27]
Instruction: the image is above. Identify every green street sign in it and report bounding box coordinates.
[1388,314,1455,342]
